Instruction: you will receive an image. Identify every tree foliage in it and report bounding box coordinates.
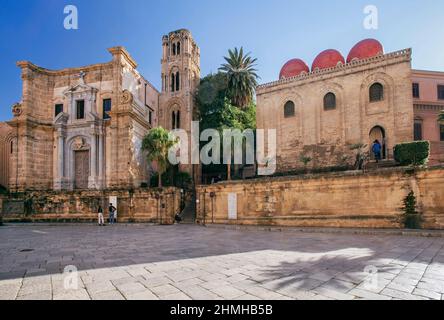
[402,191,422,229]
[195,72,256,180]
[195,72,256,132]
[142,127,179,188]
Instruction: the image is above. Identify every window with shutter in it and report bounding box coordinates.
[369,83,384,102]
[284,101,295,118]
[324,93,336,110]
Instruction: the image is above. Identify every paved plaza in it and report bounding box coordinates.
[0,224,443,300]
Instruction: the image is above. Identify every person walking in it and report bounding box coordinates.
[97,205,104,226]
[108,203,116,225]
[372,140,382,163]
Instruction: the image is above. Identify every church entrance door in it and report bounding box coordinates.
[74,150,90,189]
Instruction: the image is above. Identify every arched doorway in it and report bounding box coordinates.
[369,126,387,160]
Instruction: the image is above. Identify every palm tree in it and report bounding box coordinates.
[142,127,179,188]
[219,47,259,108]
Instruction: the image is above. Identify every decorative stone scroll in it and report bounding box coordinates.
[120,90,134,104]
[12,103,22,117]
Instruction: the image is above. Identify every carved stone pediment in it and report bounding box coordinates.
[64,83,98,96]
[54,112,69,125]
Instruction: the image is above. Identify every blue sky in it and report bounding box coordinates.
[1,0,444,121]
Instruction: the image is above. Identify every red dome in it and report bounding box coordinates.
[311,49,345,71]
[347,39,384,63]
[279,59,309,79]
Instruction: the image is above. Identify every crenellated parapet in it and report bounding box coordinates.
[258,49,412,93]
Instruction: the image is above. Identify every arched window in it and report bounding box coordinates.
[324,93,336,110]
[284,101,295,118]
[176,111,181,129]
[369,83,384,102]
[177,42,181,55]
[176,72,180,91]
[171,73,175,92]
[171,110,181,129]
[172,43,176,55]
[10,140,13,154]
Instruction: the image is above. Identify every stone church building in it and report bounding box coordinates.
[1,34,444,191]
[0,29,199,191]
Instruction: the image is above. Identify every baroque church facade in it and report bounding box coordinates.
[0,29,199,191]
[257,39,444,173]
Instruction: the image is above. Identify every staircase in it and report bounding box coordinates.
[178,192,196,224]
[366,159,398,170]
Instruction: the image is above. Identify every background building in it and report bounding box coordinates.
[412,70,444,164]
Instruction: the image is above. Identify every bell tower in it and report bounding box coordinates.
[159,29,201,177]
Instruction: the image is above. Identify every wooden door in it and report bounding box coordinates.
[74,150,89,189]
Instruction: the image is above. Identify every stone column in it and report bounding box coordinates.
[90,130,97,188]
[55,129,65,190]
[98,130,104,189]
[58,133,64,177]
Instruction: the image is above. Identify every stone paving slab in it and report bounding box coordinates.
[0,224,444,300]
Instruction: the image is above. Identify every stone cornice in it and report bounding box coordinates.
[108,46,138,69]
[412,69,444,78]
[414,103,444,111]
[16,48,159,94]
[6,117,53,128]
[257,49,412,94]
[16,60,114,77]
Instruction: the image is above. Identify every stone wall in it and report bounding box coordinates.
[196,168,444,230]
[1,188,181,224]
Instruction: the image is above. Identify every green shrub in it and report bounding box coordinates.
[394,141,430,166]
[0,185,7,195]
[401,191,423,229]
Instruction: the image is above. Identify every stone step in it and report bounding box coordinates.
[178,193,196,224]
[366,160,398,169]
